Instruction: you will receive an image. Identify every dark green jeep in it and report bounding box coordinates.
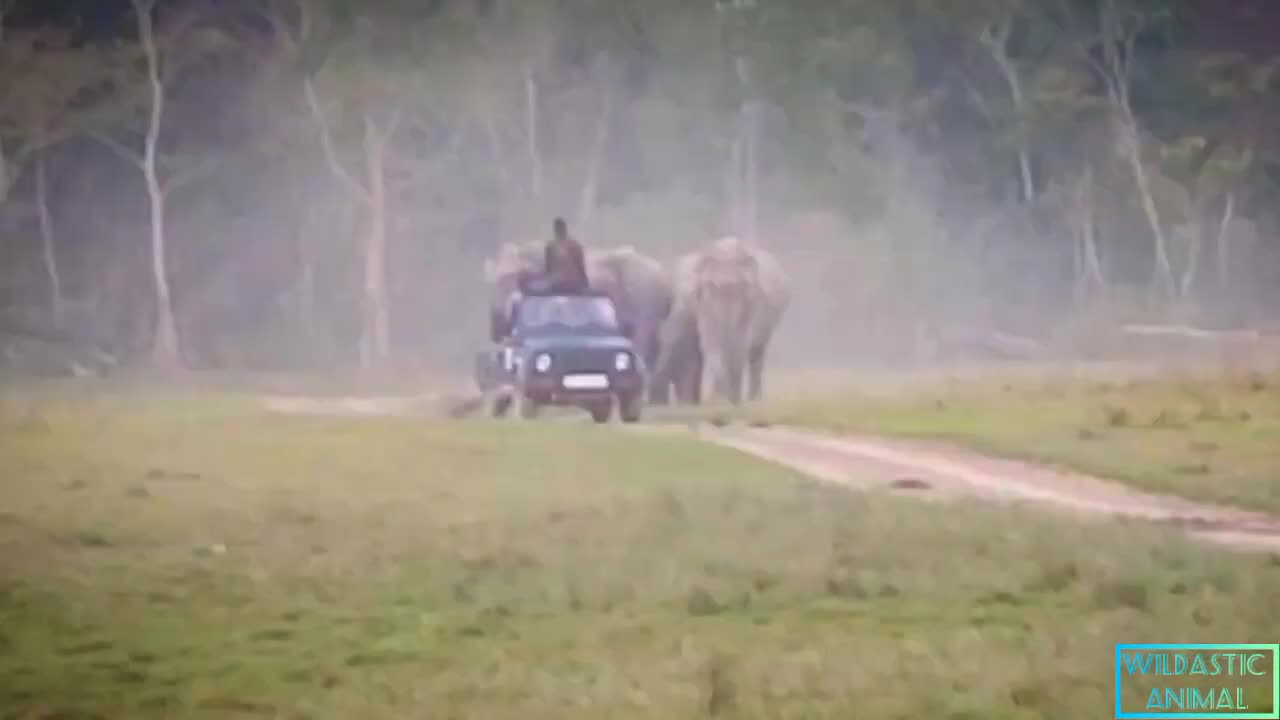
[474,290,645,423]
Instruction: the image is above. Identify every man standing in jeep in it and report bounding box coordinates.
[544,217,590,294]
[492,218,591,341]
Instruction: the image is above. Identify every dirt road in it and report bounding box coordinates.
[678,423,1280,552]
[259,393,1280,553]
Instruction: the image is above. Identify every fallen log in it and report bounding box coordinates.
[1118,324,1262,343]
[933,328,1047,361]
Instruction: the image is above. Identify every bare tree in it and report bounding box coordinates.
[575,52,614,230]
[0,0,10,206]
[1064,164,1105,301]
[133,0,181,369]
[1214,192,1235,297]
[88,0,227,368]
[979,13,1036,204]
[1086,0,1176,302]
[304,77,400,369]
[524,61,543,203]
[33,154,63,323]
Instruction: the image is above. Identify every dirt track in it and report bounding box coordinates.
[259,393,1280,553]
[679,424,1280,552]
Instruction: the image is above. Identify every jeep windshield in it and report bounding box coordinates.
[514,295,620,336]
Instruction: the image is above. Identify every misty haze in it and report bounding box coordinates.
[2,0,1279,717]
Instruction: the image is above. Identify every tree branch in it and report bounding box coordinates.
[956,70,995,123]
[376,108,401,146]
[89,131,145,168]
[162,154,223,193]
[303,76,371,202]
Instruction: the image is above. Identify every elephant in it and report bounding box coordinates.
[653,236,791,406]
[650,253,703,405]
[483,241,676,401]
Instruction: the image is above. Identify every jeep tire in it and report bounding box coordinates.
[587,398,612,423]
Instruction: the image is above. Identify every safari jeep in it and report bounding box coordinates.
[474,290,645,423]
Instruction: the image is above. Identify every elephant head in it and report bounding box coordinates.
[483,241,544,340]
[656,236,790,406]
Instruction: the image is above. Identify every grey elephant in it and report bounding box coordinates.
[653,236,791,405]
[483,241,675,401]
[650,253,703,405]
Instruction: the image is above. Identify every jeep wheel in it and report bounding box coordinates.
[618,392,642,424]
[587,399,612,423]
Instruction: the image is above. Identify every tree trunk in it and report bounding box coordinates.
[144,165,179,368]
[726,131,743,235]
[1215,192,1234,299]
[1179,215,1203,301]
[1097,0,1174,303]
[34,155,64,325]
[524,61,542,203]
[744,104,759,244]
[575,84,611,230]
[983,17,1035,204]
[1083,215,1104,293]
[360,113,393,369]
[135,0,181,370]
[293,211,318,358]
[1017,152,1034,205]
[481,109,510,200]
[1118,119,1175,302]
[0,138,10,208]
[1068,165,1103,301]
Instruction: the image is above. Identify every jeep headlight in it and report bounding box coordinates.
[614,351,631,371]
[534,353,552,372]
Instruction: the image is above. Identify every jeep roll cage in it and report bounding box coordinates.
[491,276,630,343]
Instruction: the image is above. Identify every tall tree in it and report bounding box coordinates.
[1069,0,1177,302]
[89,0,235,369]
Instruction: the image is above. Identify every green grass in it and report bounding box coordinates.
[756,368,1280,515]
[2,385,1280,718]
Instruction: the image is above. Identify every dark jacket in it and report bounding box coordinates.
[545,220,590,293]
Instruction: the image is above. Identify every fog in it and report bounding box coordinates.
[2,0,1278,381]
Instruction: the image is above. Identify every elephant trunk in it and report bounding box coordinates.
[697,292,751,405]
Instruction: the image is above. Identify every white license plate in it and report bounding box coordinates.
[562,373,609,390]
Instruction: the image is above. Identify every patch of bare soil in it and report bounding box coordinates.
[258,392,1280,553]
[259,391,491,419]
[691,424,1280,553]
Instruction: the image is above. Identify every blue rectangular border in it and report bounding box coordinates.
[1115,643,1280,719]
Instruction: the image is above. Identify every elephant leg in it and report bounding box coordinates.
[689,344,703,405]
[724,351,745,405]
[644,327,669,404]
[674,357,695,405]
[649,376,670,405]
[657,318,700,406]
[747,342,766,401]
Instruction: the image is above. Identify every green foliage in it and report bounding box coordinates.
[2,0,1279,369]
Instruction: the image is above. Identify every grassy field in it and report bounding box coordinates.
[2,385,1280,718]
[756,366,1280,515]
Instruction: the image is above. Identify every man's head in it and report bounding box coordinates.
[553,217,569,241]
